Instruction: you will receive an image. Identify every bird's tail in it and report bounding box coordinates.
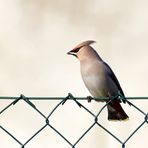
[107,101,129,121]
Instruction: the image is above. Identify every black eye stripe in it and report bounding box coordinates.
[73,48,80,53]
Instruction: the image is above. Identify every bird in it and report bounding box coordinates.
[67,40,129,121]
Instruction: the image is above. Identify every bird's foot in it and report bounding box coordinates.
[87,96,94,103]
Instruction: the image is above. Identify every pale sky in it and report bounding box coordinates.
[0,0,148,148]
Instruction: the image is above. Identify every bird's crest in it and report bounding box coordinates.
[71,40,96,52]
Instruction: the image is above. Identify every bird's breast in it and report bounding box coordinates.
[80,61,107,97]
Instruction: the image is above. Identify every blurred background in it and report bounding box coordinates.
[0,0,148,148]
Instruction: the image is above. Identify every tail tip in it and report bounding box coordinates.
[108,116,129,121]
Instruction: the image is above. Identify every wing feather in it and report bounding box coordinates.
[104,62,125,103]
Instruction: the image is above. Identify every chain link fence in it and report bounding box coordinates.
[0,93,147,148]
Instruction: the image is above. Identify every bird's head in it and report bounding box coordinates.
[67,40,97,61]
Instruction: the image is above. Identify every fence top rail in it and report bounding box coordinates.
[0,94,148,100]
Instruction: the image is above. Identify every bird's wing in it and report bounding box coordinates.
[103,62,125,100]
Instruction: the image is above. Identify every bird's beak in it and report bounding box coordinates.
[67,51,77,57]
[67,51,72,55]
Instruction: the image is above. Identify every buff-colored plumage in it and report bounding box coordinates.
[67,40,129,121]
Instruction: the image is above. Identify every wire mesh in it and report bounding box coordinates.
[0,93,147,148]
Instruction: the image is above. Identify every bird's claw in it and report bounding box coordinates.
[87,96,94,103]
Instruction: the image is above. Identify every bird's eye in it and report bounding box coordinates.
[73,48,80,53]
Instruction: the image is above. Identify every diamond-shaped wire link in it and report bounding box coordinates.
[0,94,147,148]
